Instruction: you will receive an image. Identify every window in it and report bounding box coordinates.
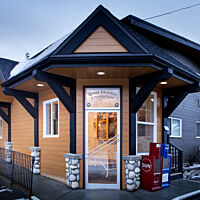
[136,92,157,154]
[0,118,2,139]
[169,117,182,138]
[196,122,200,138]
[43,98,59,137]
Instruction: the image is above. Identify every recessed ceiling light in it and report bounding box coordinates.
[160,81,167,85]
[97,71,105,76]
[37,83,44,87]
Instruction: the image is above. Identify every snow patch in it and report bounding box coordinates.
[10,30,74,78]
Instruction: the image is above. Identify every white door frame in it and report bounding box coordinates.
[85,109,120,189]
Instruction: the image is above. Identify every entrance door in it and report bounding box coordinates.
[85,110,120,189]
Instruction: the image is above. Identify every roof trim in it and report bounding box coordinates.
[53,5,149,55]
[2,54,198,88]
[122,15,200,52]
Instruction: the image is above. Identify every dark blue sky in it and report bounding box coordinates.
[0,0,199,61]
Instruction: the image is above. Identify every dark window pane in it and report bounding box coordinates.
[197,123,200,137]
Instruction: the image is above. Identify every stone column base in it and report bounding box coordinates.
[123,155,142,192]
[30,147,41,175]
[64,153,82,189]
[4,142,12,163]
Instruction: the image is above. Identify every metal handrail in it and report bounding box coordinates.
[169,143,183,173]
[87,137,118,158]
[88,135,118,155]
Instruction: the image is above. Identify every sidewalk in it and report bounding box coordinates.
[32,175,200,200]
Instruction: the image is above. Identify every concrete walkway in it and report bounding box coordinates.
[32,175,200,200]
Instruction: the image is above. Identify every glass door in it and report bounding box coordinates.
[85,110,120,189]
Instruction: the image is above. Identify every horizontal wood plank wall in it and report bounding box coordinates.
[11,98,34,154]
[155,88,162,143]
[39,88,70,179]
[74,26,128,53]
[0,108,8,148]
[76,79,129,189]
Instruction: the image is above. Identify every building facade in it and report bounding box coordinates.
[0,5,200,190]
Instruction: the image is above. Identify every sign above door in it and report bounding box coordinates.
[85,88,120,108]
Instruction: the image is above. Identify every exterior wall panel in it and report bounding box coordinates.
[39,88,70,179]
[169,92,200,162]
[74,26,128,53]
[11,99,34,154]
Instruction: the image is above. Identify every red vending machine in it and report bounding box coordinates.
[141,143,163,191]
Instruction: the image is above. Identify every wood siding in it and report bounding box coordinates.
[11,98,34,154]
[0,110,8,147]
[74,26,128,53]
[39,88,70,179]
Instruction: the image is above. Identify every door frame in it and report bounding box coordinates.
[85,109,120,189]
[83,86,122,189]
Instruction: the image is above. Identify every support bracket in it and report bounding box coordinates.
[32,70,76,153]
[3,87,38,146]
[163,83,200,118]
[130,68,173,113]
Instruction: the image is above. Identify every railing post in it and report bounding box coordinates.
[30,156,35,196]
[11,151,15,185]
[179,150,183,172]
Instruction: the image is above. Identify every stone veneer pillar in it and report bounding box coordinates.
[30,147,41,175]
[123,155,142,191]
[64,153,82,189]
[4,142,12,163]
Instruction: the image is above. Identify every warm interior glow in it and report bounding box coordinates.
[97,71,105,75]
[160,81,168,85]
[37,83,44,87]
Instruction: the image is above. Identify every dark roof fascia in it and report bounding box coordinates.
[1,57,50,88]
[122,15,200,52]
[0,69,6,82]
[2,54,198,88]
[52,5,149,55]
[153,55,200,82]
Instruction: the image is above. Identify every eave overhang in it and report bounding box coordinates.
[1,53,199,89]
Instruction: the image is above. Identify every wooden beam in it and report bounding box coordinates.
[130,69,173,113]
[33,69,76,153]
[3,87,38,99]
[0,102,11,108]
[0,107,9,123]
[70,84,76,154]
[32,70,75,87]
[163,91,188,118]
[129,80,137,155]
[33,70,74,113]
[130,68,173,87]
[163,83,200,97]
[0,102,11,142]
[3,88,39,146]
[15,96,37,119]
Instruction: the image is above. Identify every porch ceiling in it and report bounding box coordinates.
[13,66,188,93]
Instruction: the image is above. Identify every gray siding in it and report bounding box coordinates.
[169,92,200,162]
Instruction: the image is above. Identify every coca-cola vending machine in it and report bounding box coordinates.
[141,143,163,191]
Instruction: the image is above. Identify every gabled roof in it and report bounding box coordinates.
[122,15,200,52]
[122,24,200,80]
[6,5,200,84]
[10,5,148,78]
[0,58,18,82]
